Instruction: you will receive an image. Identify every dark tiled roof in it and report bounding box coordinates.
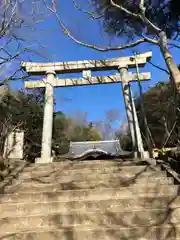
[70,140,121,156]
[60,140,132,159]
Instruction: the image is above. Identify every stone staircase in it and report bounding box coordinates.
[0,159,180,239]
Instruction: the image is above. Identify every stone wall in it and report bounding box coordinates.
[3,130,24,159]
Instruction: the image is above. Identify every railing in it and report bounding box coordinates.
[156,158,180,185]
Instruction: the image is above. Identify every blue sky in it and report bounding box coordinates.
[9,0,180,127]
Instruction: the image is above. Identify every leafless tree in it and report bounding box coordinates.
[93,109,120,140]
[0,0,51,88]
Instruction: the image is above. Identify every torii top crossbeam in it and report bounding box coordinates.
[21,52,152,75]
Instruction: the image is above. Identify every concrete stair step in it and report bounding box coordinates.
[24,160,155,172]
[20,175,174,187]
[1,224,180,239]
[24,160,128,171]
[9,179,176,192]
[19,171,171,184]
[23,164,159,173]
[1,208,180,234]
[2,159,178,240]
[20,166,164,180]
[0,196,180,218]
[6,181,175,193]
[19,171,166,183]
[1,186,179,203]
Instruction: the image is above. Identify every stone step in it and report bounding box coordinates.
[0,196,180,218]
[1,186,179,203]
[9,178,175,193]
[1,208,180,234]
[20,166,164,180]
[23,164,159,174]
[19,174,174,189]
[1,224,180,239]
[19,172,170,184]
[24,160,128,170]
[24,160,154,172]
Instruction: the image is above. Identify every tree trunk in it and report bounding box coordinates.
[159,31,180,92]
[159,31,180,144]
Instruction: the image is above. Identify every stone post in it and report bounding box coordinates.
[39,71,55,164]
[129,88,145,158]
[82,70,92,79]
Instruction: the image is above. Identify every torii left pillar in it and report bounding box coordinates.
[38,71,56,164]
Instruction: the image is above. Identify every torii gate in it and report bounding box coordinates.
[21,52,152,164]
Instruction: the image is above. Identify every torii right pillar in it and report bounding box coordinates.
[120,67,145,159]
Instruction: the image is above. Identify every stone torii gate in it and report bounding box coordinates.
[21,52,152,164]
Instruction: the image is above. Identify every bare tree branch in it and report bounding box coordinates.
[0,0,53,87]
[72,0,106,19]
[46,4,158,52]
[148,61,170,75]
[110,0,161,33]
[162,121,177,147]
[0,0,19,38]
[168,42,180,50]
[142,35,159,44]
[0,44,37,66]
[139,0,145,11]
[0,68,30,87]
[110,0,140,19]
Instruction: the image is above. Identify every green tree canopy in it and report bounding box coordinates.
[0,88,102,160]
[92,0,179,39]
[135,81,179,148]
